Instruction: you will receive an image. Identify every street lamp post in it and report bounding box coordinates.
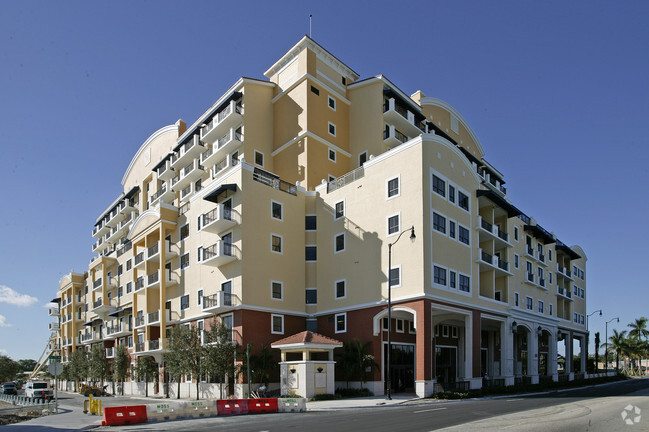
[586,310,602,373]
[605,317,619,373]
[386,225,415,400]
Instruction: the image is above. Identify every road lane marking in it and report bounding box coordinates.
[414,407,447,413]
[506,398,523,401]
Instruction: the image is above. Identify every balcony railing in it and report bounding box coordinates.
[527,245,534,256]
[539,253,546,263]
[497,227,508,242]
[135,277,145,291]
[93,298,103,308]
[147,271,159,286]
[480,219,493,232]
[202,241,234,260]
[134,252,144,266]
[539,278,546,287]
[135,316,145,327]
[327,166,365,193]
[149,184,167,204]
[149,339,160,350]
[93,278,102,290]
[527,273,534,283]
[497,259,509,272]
[147,243,159,259]
[135,342,145,352]
[481,250,493,265]
[203,291,237,309]
[253,169,297,195]
[148,311,159,324]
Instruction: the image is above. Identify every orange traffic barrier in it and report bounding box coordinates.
[102,405,148,426]
[216,399,248,416]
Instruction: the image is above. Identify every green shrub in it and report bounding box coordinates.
[335,388,374,398]
[312,393,339,401]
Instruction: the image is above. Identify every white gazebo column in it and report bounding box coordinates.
[528,327,539,384]
[549,330,558,381]
[501,320,514,386]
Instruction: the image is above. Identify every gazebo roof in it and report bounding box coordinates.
[271,331,343,351]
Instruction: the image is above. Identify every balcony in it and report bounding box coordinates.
[149,183,172,207]
[165,239,179,258]
[556,264,573,280]
[164,268,179,287]
[383,124,409,148]
[93,220,110,238]
[557,286,573,300]
[526,273,535,285]
[199,241,239,267]
[107,276,118,289]
[49,322,59,330]
[383,97,426,138]
[202,291,240,312]
[171,135,204,170]
[93,278,103,291]
[526,245,535,258]
[92,297,116,314]
[146,271,160,288]
[134,316,146,328]
[106,321,132,338]
[156,158,175,182]
[200,204,239,233]
[106,347,115,358]
[538,252,546,264]
[147,242,160,262]
[171,159,204,192]
[134,251,145,270]
[201,99,243,145]
[135,342,145,352]
[252,169,297,195]
[477,249,512,275]
[476,217,511,247]
[147,311,160,325]
[48,307,59,316]
[79,332,94,344]
[135,276,145,292]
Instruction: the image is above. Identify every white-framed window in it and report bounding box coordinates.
[197,319,205,345]
[451,326,458,338]
[254,150,264,167]
[328,122,336,137]
[433,212,446,234]
[180,253,190,270]
[433,265,447,286]
[432,174,446,197]
[396,319,404,333]
[442,325,449,337]
[328,95,336,111]
[457,191,469,212]
[271,233,283,254]
[382,317,389,331]
[449,220,456,239]
[271,314,284,334]
[538,300,544,314]
[458,225,470,245]
[449,270,457,289]
[305,288,317,305]
[387,176,400,199]
[335,279,346,299]
[334,232,345,253]
[389,265,401,287]
[448,185,456,204]
[305,245,317,262]
[549,304,553,316]
[335,313,346,333]
[359,151,368,167]
[515,292,520,307]
[526,296,533,311]
[271,200,283,221]
[180,223,190,241]
[334,200,345,220]
[387,214,400,236]
[271,281,283,300]
[180,294,189,310]
[197,289,203,306]
[328,148,336,162]
[514,254,519,269]
[459,274,470,292]
[514,226,519,242]
[328,174,336,182]
[409,320,416,334]
[305,214,317,231]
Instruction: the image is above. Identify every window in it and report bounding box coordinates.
[180,253,190,270]
[514,254,519,269]
[180,295,189,310]
[434,266,447,285]
[449,271,456,289]
[458,191,469,211]
[305,245,317,261]
[335,313,346,333]
[271,281,283,300]
[117,265,123,276]
[515,292,520,307]
[387,177,399,198]
[549,272,553,284]
[328,95,336,110]
[409,320,416,334]
[341,76,346,85]
[389,267,401,287]
[458,226,470,245]
[432,175,446,197]
[328,174,336,182]
[271,234,282,254]
[433,213,446,234]
[495,291,501,301]
[328,149,336,162]
[538,300,544,314]
[126,259,132,271]
[126,282,132,294]
[396,319,404,333]
[448,185,455,203]
[335,233,345,253]
[382,318,389,331]
[459,275,470,292]
[335,280,346,298]
[310,85,319,95]
[254,150,264,166]
[526,297,533,310]
[335,201,345,219]
[549,304,553,316]
[388,215,400,235]
[328,122,336,137]
[306,289,317,304]
[449,221,456,239]
[180,224,190,241]
[305,215,317,231]
[271,314,284,334]
[359,151,368,166]
[514,226,519,241]
[197,289,203,306]
[271,201,283,220]
[549,249,553,261]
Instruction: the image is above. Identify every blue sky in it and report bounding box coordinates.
[0,0,647,360]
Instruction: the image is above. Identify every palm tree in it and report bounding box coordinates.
[336,339,378,390]
[608,329,629,373]
[628,317,649,374]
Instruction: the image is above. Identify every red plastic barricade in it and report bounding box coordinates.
[247,398,278,414]
[216,399,249,416]
[102,405,148,426]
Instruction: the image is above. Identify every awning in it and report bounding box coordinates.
[556,241,581,260]
[124,185,140,199]
[524,224,556,245]
[50,297,61,303]
[476,189,522,218]
[152,153,174,172]
[83,318,103,327]
[204,184,237,203]
[108,306,132,317]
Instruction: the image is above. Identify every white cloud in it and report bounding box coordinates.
[0,314,11,327]
[0,285,38,307]
[43,302,57,309]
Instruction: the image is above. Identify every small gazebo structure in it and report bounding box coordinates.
[271,331,343,398]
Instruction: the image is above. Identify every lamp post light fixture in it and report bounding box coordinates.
[586,310,602,373]
[605,317,619,373]
[386,225,415,400]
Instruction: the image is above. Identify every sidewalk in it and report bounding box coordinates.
[2,400,101,431]
[306,394,419,411]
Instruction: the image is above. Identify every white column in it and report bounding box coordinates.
[528,328,539,384]
[501,320,514,386]
[549,330,559,381]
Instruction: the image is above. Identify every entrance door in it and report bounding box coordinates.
[222,198,232,221]
[383,343,415,393]
[221,232,233,256]
[435,346,457,387]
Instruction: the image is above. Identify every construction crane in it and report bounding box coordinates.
[29,335,56,380]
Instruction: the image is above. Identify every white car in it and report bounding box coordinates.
[25,381,53,399]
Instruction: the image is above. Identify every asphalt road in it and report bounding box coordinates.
[93,378,649,432]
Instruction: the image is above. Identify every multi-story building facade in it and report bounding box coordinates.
[50,36,587,398]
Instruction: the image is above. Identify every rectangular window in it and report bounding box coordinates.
[515,292,520,307]
[335,201,345,219]
[396,319,404,333]
[387,177,399,198]
[335,280,346,299]
[433,212,446,233]
[180,294,189,310]
[271,234,283,254]
[432,175,446,197]
[335,313,346,333]
[271,281,283,300]
[409,320,416,334]
[449,221,456,239]
[117,265,123,276]
[514,254,519,268]
[458,191,469,211]
[305,246,317,262]
[328,122,336,137]
[271,314,284,334]
[180,253,190,270]
[459,275,470,292]
[197,289,203,306]
[382,318,389,331]
[495,291,501,301]
[126,259,132,271]
[514,226,519,241]
[359,151,368,166]
[254,150,264,167]
[335,233,345,253]
[448,185,455,203]
[434,266,447,285]
[328,149,336,162]
[449,271,456,289]
[305,289,317,305]
[549,304,553,316]
[526,297,533,310]
[328,95,336,110]
[305,215,317,231]
[389,267,401,287]
[310,85,319,95]
[271,201,283,220]
[388,215,400,235]
[458,226,470,245]
[549,249,553,261]
[538,300,544,314]
[180,224,189,241]
[126,282,132,294]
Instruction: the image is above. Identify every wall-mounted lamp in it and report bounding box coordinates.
[537,326,543,336]
[317,367,323,373]
[511,321,517,333]
[290,368,296,374]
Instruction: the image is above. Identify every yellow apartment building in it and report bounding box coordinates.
[50,36,588,398]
